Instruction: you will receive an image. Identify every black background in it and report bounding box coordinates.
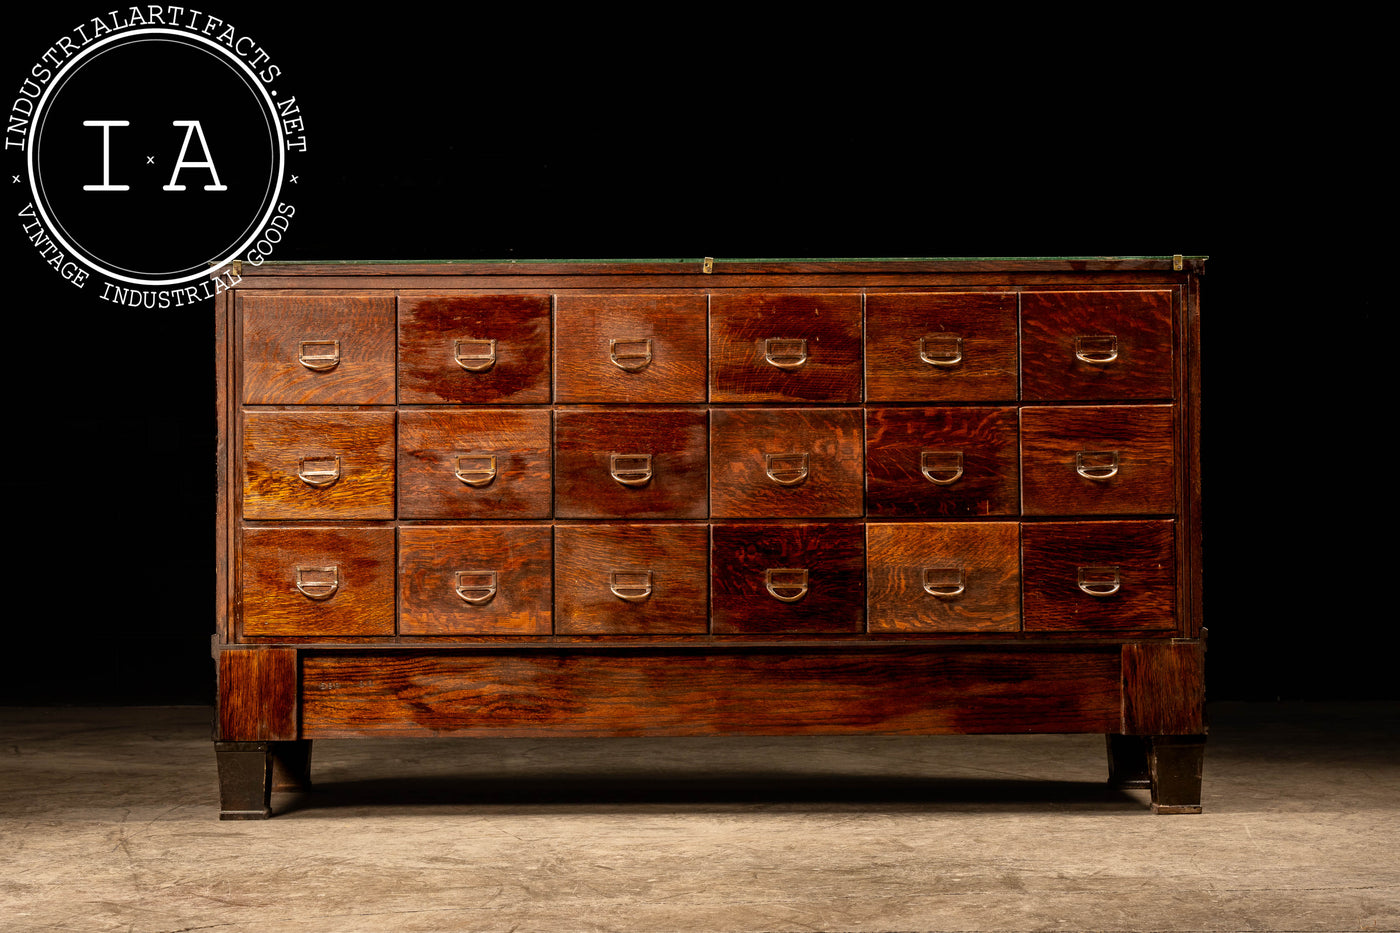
[5,8,1389,704]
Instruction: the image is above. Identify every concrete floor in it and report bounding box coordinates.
[2,704,1396,933]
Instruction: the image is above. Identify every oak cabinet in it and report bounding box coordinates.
[215,257,1205,818]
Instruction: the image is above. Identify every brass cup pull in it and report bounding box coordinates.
[919,335,963,367]
[454,339,497,372]
[1076,450,1119,480]
[1078,565,1121,597]
[610,453,653,486]
[609,570,653,601]
[454,455,497,487]
[764,338,808,370]
[610,338,653,372]
[765,568,809,602]
[455,570,497,604]
[298,339,340,372]
[295,566,339,600]
[296,456,340,487]
[921,450,964,485]
[923,566,966,598]
[765,452,809,486]
[1075,335,1118,364]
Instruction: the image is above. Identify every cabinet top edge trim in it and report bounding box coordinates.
[223,257,1208,279]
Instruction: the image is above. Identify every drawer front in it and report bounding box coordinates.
[398,294,551,404]
[867,522,1020,633]
[555,294,708,403]
[241,527,395,637]
[711,408,864,518]
[554,409,709,519]
[225,273,1196,654]
[1021,520,1176,633]
[398,525,552,636]
[711,523,865,634]
[865,407,1020,517]
[398,410,552,520]
[242,410,396,520]
[554,525,710,635]
[1021,290,1174,401]
[709,293,863,402]
[1021,405,1174,515]
[865,292,1018,401]
[242,294,396,405]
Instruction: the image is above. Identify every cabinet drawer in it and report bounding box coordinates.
[554,409,708,519]
[398,525,552,636]
[711,523,865,634]
[241,294,396,405]
[398,410,551,520]
[865,407,1019,517]
[709,293,863,402]
[241,527,395,637]
[867,522,1020,633]
[242,411,396,520]
[711,408,863,518]
[398,294,551,404]
[865,292,1018,401]
[554,525,710,635]
[1021,405,1174,515]
[555,294,707,403]
[1021,290,1174,400]
[1021,520,1176,633]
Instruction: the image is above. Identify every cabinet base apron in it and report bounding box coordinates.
[214,644,1206,819]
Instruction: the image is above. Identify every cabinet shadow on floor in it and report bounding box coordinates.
[269,734,1156,817]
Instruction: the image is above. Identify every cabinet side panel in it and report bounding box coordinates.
[1185,275,1204,637]
[216,291,231,642]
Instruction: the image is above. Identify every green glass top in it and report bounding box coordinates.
[267,256,1205,265]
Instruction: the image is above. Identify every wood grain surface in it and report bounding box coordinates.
[554,524,710,634]
[217,647,298,741]
[710,408,863,518]
[867,522,1021,633]
[711,523,865,633]
[399,525,553,636]
[242,294,396,404]
[300,649,1121,737]
[554,409,708,518]
[398,409,552,519]
[242,410,396,520]
[1021,289,1174,401]
[864,291,1018,401]
[1021,520,1176,633]
[865,407,1019,517]
[1020,405,1174,515]
[241,526,395,637]
[1122,641,1206,734]
[398,293,551,404]
[555,293,707,402]
[709,293,862,402]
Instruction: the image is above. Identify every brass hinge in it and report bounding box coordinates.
[702,257,714,274]
[211,258,242,276]
[1173,254,1184,272]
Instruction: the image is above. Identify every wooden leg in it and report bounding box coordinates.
[271,740,313,793]
[1148,734,1206,814]
[1106,734,1152,789]
[215,741,272,820]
